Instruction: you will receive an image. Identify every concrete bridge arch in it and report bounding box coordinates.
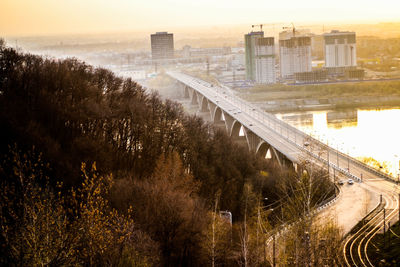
[178,81,296,169]
[200,95,209,112]
[256,141,271,159]
[231,120,243,139]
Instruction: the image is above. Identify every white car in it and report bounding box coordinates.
[347,179,354,185]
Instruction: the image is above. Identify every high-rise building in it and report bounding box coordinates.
[151,32,174,59]
[245,31,264,81]
[279,31,312,79]
[323,30,356,68]
[255,37,276,84]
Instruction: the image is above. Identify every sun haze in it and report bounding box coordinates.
[1,0,400,36]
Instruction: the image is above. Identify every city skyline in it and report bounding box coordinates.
[1,0,400,36]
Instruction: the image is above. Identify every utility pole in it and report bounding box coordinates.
[327,146,330,178]
[334,168,336,183]
[383,208,386,247]
[273,234,276,267]
[256,201,261,266]
[206,57,210,76]
[388,222,391,248]
[337,144,339,168]
[233,68,236,88]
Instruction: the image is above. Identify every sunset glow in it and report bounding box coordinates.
[1,0,400,36]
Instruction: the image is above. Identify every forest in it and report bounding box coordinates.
[0,40,338,266]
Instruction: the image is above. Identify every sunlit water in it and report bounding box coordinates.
[276,108,400,177]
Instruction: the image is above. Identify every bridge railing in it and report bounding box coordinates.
[216,82,395,182]
[170,72,396,183]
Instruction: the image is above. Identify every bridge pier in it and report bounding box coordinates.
[176,82,296,170]
[244,128,263,153]
[270,146,283,167]
[208,102,218,122]
[183,85,190,99]
[199,96,209,112]
[197,111,212,122]
[191,90,199,105]
[223,112,235,136]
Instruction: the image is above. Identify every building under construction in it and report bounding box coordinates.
[324,30,356,68]
[245,31,264,81]
[254,37,276,84]
[294,69,328,83]
[279,30,312,79]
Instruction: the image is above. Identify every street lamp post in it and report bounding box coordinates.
[394,156,399,184]
[273,234,276,267]
[327,140,330,178]
[337,144,339,168]
[347,147,350,173]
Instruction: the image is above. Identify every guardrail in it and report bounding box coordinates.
[266,184,342,248]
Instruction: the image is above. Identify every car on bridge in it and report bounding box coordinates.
[347,179,354,185]
[338,180,345,185]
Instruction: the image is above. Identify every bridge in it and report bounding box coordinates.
[167,71,399,266]
[168,71,394,182]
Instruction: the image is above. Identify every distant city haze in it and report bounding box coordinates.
[1,0,400,36]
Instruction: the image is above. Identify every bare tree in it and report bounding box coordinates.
[272,162,342,266]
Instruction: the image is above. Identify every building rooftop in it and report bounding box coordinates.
[323,30,355,36]
[246,31,264,36]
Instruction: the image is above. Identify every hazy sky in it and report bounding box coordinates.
[1,0,400,36]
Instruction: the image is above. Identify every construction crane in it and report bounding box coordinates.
[283,22,296,37]
[252,24,264,32]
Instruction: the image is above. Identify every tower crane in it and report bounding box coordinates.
[252,24,264,32]
[283,22,296,37]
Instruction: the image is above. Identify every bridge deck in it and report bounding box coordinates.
[168,71,396,184]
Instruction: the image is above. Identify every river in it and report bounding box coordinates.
[275,108,400,178]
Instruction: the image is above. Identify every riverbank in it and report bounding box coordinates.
[237,80,400,112]
[252,95,400,113]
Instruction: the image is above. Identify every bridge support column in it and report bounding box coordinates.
[223,112,235,136]
[244,128,263,153]
[282,157,295,171]
[191,90,199,106]
[270,147,283,167]
[293,163,299,174]
[196,111,211,122]
[183,85,190,99]
[208,102,218,122]
[269,148,295,171]
[199,95,209,112]
[230,120,247,147]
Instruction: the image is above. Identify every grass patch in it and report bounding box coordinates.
[239,81,400,101]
